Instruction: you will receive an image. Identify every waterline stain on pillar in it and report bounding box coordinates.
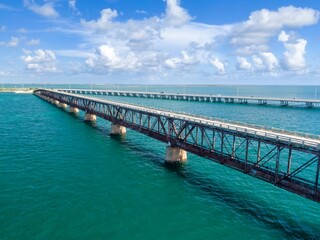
[84,113,97,122]
[69,107,79,113]
[110,123,126,135]
[58,103,68,108]
[165,146,187,163]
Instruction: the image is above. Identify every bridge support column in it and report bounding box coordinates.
[84,113,96,122]
[110,123,126,135]
[69,107,79,113]
[165,146,187,163]
[58,102,68,108]
[54,100,60,106]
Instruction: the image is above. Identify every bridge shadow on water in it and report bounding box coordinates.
[163,163,320,240]
[81,118,320,240]
[122,145,320,240]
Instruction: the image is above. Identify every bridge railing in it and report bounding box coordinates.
[81,94,320,142]
[35,89,320,202]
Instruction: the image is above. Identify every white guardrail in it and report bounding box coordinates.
[48,90,320,150]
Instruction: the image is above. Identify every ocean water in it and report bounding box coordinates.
[0,86,320,240]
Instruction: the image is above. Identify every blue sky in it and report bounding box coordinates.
[1,0,320,84]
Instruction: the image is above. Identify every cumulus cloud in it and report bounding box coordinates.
[86,44,120,68]
[65,2,318,78]
[81,8,118,31]
[282,39,307,71]
[85,44,142,73]
[24,0,58,18]
[252,55,264,70]
[21,49,57,73]
[164,51,196,69]
[246,6,319,29]
[278,30,290,42]
[164,57,181,69]
[236,57,251,70]
[231,6,319,54]
[252,52,278,72]
[209,58,225,74]
[164,0,192,26]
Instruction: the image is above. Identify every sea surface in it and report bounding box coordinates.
[0,85,319,240]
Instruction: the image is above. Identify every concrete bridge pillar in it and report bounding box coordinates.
[58,102,68,108]
[84,113,97,121]
[69,107,79,113]
[165,146,187,163]
[110,123,126,135]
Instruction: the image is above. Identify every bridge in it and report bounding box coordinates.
[60,89,320,108]
[34,89,320,202]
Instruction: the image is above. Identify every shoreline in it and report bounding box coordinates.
[0,88,36,93]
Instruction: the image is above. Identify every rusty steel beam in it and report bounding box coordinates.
[34,89,320,202]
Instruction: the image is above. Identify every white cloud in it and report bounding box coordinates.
[136,10,147,14]
[236,57,251,70]
[85,44,142,73]
[27,39,40,46]
[164,57,181,69]
[164,51,196,69]
[231,6,319,54]
[255,52,279,72]
[164,0,192,26]
[278,30,289,42]
[21,49,57,73]
[69,0,80,15]
[94,44,119,66]
[282,39,307,71]
[261,52,279,71]
[252,55,264,70]
[209,58,225,74]
[69,0,76,10]
[7,37,19,47]
[81,8,118,31]
[246,6,319,29]
[24,0,58,18]
[235,44,268,56]
[55,1,318,79]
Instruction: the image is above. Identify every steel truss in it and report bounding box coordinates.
[35,90,320,202]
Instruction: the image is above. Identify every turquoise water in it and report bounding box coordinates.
[1,86,320,239]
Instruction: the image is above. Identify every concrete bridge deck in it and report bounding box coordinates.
[34,89,320,202]
[61,89,320,108]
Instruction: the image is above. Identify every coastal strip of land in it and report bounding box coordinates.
[0,88,36,93]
